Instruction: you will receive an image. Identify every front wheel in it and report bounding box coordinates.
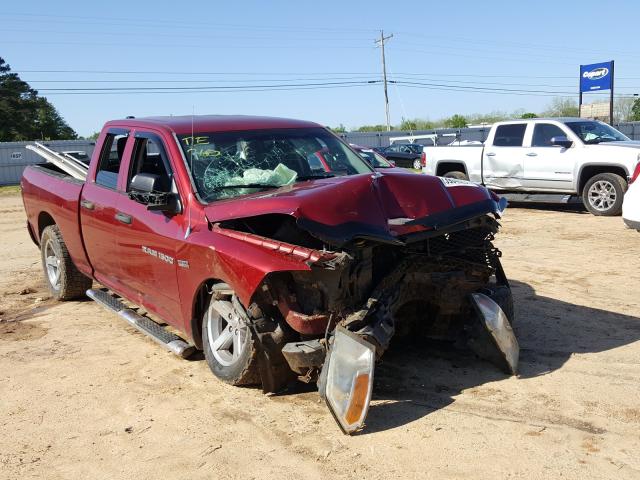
[40,225,92,300]
[583,173,627,216]
[202,290,260,386]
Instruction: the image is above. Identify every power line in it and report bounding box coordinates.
[28,80,379,92]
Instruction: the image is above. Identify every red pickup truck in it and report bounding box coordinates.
[21,115,517,433]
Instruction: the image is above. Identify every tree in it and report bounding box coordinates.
[357,124,388,132]
[614,97,636,123]
[329,124,347,133]
[543,97,579,117]
[399,118,418,131]
[444,114,467,128]
[521,112,538,119]
[630,98,640,122]
[0,57,77,141]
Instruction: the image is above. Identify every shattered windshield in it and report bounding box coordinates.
[178,128,372,202]
[565,121,629,144]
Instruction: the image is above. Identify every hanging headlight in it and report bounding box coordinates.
[469,292,519,375]
[318,326,376,434]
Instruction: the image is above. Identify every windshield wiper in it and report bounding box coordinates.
[296,173,336,181]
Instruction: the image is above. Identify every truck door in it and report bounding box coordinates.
[482,123,526,190]
[114,131,183,326]
[80,128,132,292]
[522,123,576,191]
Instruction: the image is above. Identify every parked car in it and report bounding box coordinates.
[22,115,516,434]
[375,143,423,169]
[349,144,397,169]
[622,161,640,231]
[421,118,640,216]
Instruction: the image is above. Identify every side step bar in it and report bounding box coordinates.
[86,289,195,358]
[501,193,583,204]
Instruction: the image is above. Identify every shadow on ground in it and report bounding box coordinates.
[360,279,640,434]
[507,201,587,214]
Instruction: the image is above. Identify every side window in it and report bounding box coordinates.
[493,124,527,147]
[127,135,172,192]
[532,124,567,147]
[96,132,128,189]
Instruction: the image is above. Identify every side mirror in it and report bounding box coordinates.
[129,173,180,213]
[550,136,573,148]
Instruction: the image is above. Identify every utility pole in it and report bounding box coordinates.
[375,30,393,131]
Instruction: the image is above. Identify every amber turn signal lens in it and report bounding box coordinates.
[344,373,370,425]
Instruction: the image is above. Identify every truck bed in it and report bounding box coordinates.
[21,164,91,276]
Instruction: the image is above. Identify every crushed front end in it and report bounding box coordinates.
[208,173,517,433]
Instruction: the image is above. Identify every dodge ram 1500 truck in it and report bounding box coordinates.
[421,118,640,216]
[22,115,516,433]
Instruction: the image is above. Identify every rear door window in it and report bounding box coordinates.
[532,124,567,147]
[493,124,527,147]
[96,132,129,189]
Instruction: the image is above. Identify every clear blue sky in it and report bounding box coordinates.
[2,0,639,136]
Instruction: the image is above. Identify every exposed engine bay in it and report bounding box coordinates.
[212,206,517,434]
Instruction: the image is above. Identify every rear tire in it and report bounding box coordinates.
[202,290,260,386]
[582,173,626,216]
[40,225,92,300]
[443,170,469,181]
[412,158,422,170]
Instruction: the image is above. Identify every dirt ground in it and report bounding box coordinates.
[1,190,639,480]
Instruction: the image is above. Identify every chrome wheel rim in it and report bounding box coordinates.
[413,159,421,170]
[44,239,61,289]
[206,300,249,367]
[588,180,617,211]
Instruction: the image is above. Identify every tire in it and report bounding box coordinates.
[202,292,260,386]
[40,225,92,300]
[487,285,515,327]
[412,158,422,170]
[443,170,469,181]
[582,173,627,216]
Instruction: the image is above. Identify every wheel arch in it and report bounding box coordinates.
[578,164,629,193]
[436,161,468,177]
[37,211,57,243]
[189,277,228,350]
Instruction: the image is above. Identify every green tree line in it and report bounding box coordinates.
[0,57,77,142]
[331,96,640,133]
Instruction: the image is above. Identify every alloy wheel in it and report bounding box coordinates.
[587,180,617,212]
[44,239,61,289]
[206,301,250,367]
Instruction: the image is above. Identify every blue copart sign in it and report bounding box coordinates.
[580,61,613,92]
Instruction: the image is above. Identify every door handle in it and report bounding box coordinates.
[115,212,132,225]
[80,199,95,210]
[526,152,538,157]
[485,152,496,157]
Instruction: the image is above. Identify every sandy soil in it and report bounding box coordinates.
[1,192,639,480]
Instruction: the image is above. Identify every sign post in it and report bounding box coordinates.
[579,60,614,124]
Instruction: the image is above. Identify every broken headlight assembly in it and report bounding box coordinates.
[468,292,519,375]
[318,326,376,434]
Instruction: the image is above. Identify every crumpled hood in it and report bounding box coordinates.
[204,171,503,246]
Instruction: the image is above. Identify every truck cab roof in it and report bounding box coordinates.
[104,115,322,135]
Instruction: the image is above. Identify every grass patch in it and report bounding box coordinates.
[0,185,21,196]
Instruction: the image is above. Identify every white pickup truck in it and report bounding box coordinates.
[421,118,640,216]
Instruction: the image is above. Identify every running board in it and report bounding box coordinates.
[501,193,582,204]
[86,289,195,358]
